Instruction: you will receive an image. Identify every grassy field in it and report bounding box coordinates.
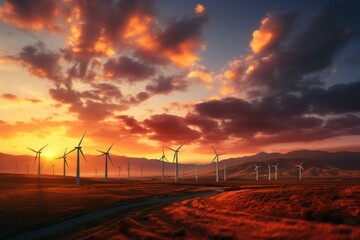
[72,179,360,240]
[0,174,210,239]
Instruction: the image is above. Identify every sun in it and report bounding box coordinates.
[43,151,55,160]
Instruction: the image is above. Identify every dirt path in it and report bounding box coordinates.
[7,188,222,240]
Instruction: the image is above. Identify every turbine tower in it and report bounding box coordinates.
[27,144,48,177]
[267,163,271,180]
[74,132,87,185]
[272,163,279,180]
[296,162,304,180]
[195,160,198,181]
[166,144,184,183]
[97,143,114,182]
[254,164,261,180]
[159,147,169,181]
[51,163,55,175]
[211,146,224,182]
[55,148,75,178]
[127,161,130,180]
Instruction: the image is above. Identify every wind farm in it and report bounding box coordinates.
[0,0,360,239]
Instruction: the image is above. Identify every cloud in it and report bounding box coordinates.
[146,75,189,95]
[143,113,201,144]
[0,0,60,31]
[1,93,41,103]
[8,42,63,84]
[103,56,155,82]
[117,115,148,134]
[221,1,360,95]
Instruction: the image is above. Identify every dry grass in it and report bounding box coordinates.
[87,181,360,240]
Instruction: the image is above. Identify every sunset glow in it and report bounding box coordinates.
[0,0,359,168]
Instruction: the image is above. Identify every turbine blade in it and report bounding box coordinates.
[27,147,37,153]
[301,166,304,170]
[108,155,114,166]
[177,144,184,151]
[211,155,216,163]
[78,132,86,147]
[39,144,48,151]
[54,156,63,160]
[166,146,176,152]
[162,146,165,155]
[65,159,69,168]
[80,149,87,162]
[66,148,76,156]
[33,154,38,166]
[300,161,304,166]
[212,145,218,155]
[173,154,176,163]
[63,147,68,156]
[97,150,106,154]
[107,142,114,153]
[98,153,106,157]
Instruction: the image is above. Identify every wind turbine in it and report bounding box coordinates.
[51,163,55,175]
[211,146,225,182]
[159,147,169,181]
[272,163,279,180]
[73,132,87,185]
[97,143,114,182]
[127,161,131,180]
[166,144,184,183]
[254,164,261,180]
[296,162,304,180]
[224,164,226,181]
[27,144,48,176]
[195,160,198,181]
[55,148,75,178]
[267,163,271,180]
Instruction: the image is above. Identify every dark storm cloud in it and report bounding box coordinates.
[246,0,360,94]
[143,114,201,143]
[117,115,148,134]
[103,56,156,82]
[0,0,60,31]
[146,75,189,95]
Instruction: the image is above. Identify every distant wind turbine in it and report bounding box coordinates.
[211,146,225,182]
[51,163,55,175]
[296,162,304,180]
[159,147,169,181]
[55,148,75,178]
[97,143,114,182]
[195,160,198,181]
[27,144,48,177]
[181,165,184,181]
[73,132,87,185]
[127,161,130,180]
[166,144,184,183]
[254,164,261,180]
[267,163,271,180]
[272,163,279,180]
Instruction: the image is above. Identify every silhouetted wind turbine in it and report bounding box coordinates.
[51,163,55,175]
[211,146,224,182]
[159,147,169,181]
[55,148,75,178]
[73,132,87,185]
[267,163,271,180]
[195,160,198,181]
[27,144,48,177]
[97,143,114,182]
[166,144,184,183]
[272,163,279,180]
[296,162,304,180]
[254,164,261,180]
[127,161,130,180]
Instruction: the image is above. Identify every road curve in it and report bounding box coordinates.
[7,188,222,240]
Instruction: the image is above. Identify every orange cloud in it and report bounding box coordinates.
[0,0,60,31]
[195,4,205,14]
[250,28,272,54]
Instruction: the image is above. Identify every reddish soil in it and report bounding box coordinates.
[80,180,360,240]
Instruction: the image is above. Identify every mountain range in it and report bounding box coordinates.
[0,150,359,179]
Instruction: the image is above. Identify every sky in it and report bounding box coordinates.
[0,0,359,163]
